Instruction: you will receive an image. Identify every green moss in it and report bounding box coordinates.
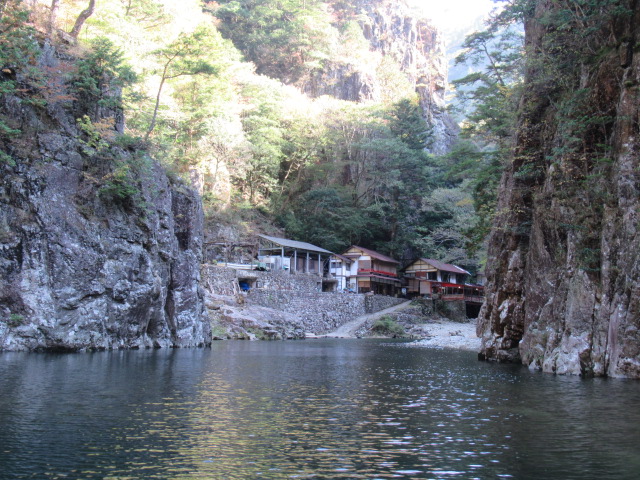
[210,322,230,340]
[5,313,24,327]
[246,327,268,340]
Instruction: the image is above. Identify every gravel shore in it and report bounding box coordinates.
[410,319,480,351]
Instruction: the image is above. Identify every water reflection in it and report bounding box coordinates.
[0,341,639,479]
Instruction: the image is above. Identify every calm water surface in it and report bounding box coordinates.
[0,339,639,479]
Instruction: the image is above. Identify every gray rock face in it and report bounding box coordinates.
[360,0,457,155]
[302,60,378,103]
[301,0,457,154]
[0,149,210,351]
[478,1,640,378]
[0,49,209,351]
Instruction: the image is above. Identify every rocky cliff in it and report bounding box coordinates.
[302,0,457,154]
[478,1,640,378]
[0,44,210,351]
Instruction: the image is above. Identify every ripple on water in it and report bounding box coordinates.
[0,342,639,479]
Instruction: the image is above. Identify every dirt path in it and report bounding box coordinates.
[321,300,412,338]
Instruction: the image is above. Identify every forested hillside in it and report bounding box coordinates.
[0,0,493,273]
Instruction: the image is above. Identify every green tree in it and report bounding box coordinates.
[416,184,478,269]
[167,32,238,165]
[274,96,445,261]
[366,97,440,260]
[450,7,525,250]
[0,0,39,77]
[122,0,169,29]
[0,0,40,164]
[275,108,329,205]
[278,187,384,253]
[210,0,332,84]
[441,140,499,255]
[387,97,431,151]
[71,36,137,121]
[237,77,288,203]
[146,25,219,139]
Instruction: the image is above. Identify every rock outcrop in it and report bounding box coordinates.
[302,0,457,154]
[206,294,306,340]
[478,1,640,378]
[0,44,210,351]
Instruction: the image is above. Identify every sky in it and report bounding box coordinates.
[409,0,499,32]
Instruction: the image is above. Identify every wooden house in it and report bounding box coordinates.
[403,258,484,305]
[342,246,401,295]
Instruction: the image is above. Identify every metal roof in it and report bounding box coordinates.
[257,234,333,254]
[416,258,470,275]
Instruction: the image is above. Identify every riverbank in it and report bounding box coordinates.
[317,301,481,352]
[410,319,480,351]
[204,265,481,345]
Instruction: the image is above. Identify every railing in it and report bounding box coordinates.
[357,269,398,278]
[211,262,256,270]
[441,294,465,301]
[464,295,484,304]
[420,293,484,303]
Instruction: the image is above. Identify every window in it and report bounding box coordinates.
[427,271,437,281]
[441,272,450,283]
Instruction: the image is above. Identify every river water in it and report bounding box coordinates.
[0,339,639,480]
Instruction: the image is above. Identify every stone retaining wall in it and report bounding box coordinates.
[203,265,405,334]
[202,265,240,296]
[252,270,322,292]
[411,298,468,322]
[247,290,404,334]
[202,265,322,295]
[364,295,405,315]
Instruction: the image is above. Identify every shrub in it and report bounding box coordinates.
[98,159,139,205]
[371,315,405,336]
[113,132,147,151]
[76,115,110,155]
[70,37,137,119]
[0,1,39,75]
[7,313,24,327]
[0,1,40,148]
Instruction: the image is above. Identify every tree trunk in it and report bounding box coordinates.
[145,69,168,140]
[48,0,59,37]
[69,0,96,40]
